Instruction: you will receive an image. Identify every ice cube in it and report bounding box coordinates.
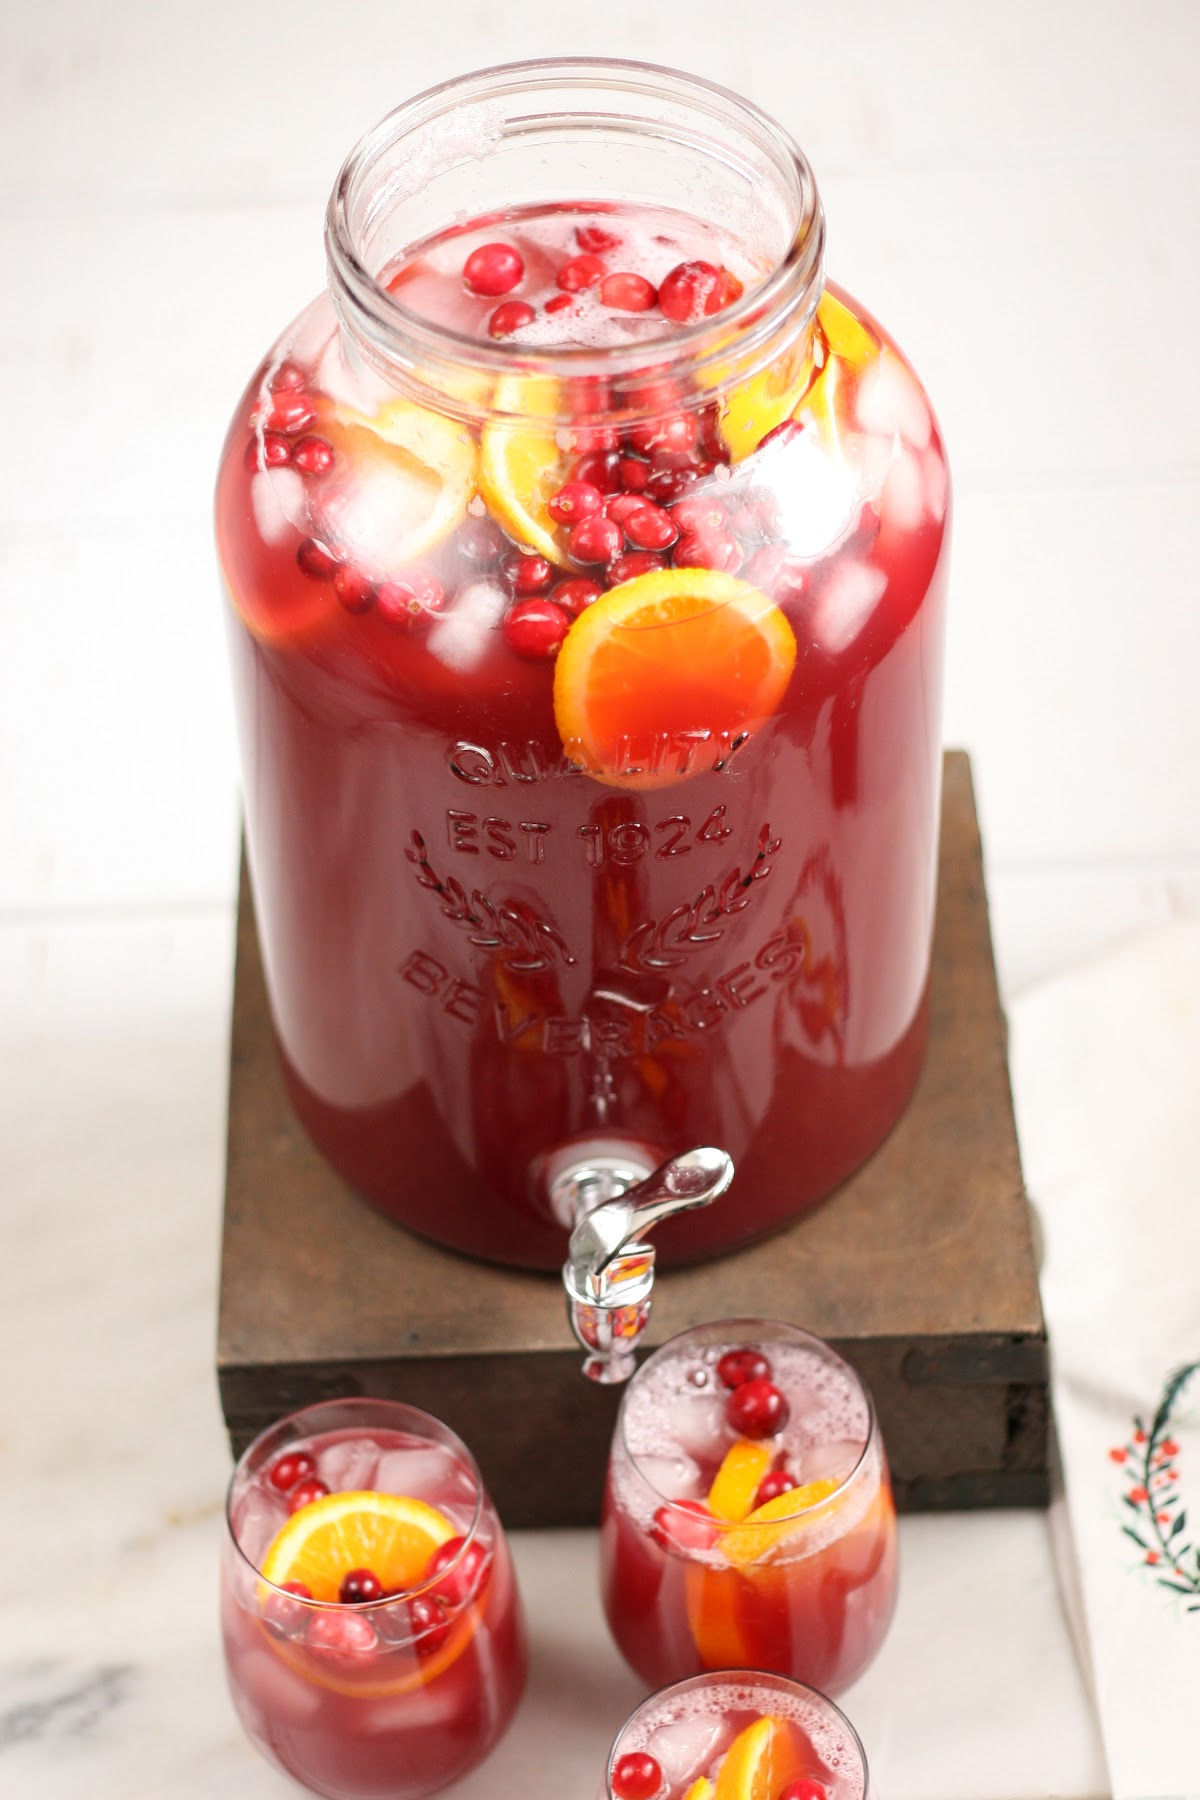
[633,1451,705,1503]
[235,1648,322,1725]
[809,561,887,657]
[880,444,925,533]
[233,1482,288,1566]
[646,1714,723,1785]
[797,1438,863,1487]
[770,429,860,558]
[427,580,507,672]
[374,1443,458,1503]
[855,350,932,450]
[656,1389,726,1462]
[924,447,949,524]
[318,1437,381,1493]
[250,466,305,546]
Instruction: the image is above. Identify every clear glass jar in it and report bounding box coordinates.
[214,59,950,1270]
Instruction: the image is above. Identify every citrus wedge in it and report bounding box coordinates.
[553,568,796,790]
[706,1440,775,1524]
[320,397,476,573]
[260,1489,456,1601]
[713,1714,806,1800]
[479,375,572,566]
[685,1563,754,1670]
[718,1478,840,1568]
[685,1780,716,1800]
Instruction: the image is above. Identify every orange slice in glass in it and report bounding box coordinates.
[706,1440,775,1524]
[713,1714,807,1800]
[259,1489,456,1601]
[553,568,797,790]
[718,1477,840,1568]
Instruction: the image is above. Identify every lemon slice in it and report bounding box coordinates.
[706,1441,775,1524]
[479,374,572,566]
[553,567,796,790]
[718,1478,840,1568]
[713,1715,806,1800]
[260,1489,456,1601]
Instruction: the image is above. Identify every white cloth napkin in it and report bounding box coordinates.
[1009,921,1200,1800]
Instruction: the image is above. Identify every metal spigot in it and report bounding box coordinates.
[560,1146,734,1383]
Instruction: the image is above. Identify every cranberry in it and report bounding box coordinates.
[306,1608,377,1661]
[502,598,570,659]
[552,577,602,617]
[407,1593,453,1657]
[607,551,665,585]
[727,1377,790,1439]
[337,1566,383,1604]
[457,516,506,565]
[287,1476,330,1513]
[265,390,316,436]
[292,434,335,476]
[646,467,696,503]
[658,260,743,323]
[426,1535,490,1607]
[245,431,292,471]
[548,480,605,526]
[487,300,536,339]
[544,292,575,315]
[673,525,742,574]
[562,422,621,456]
[570,448,622,493]
[754,1467,799,1507]
[651,1498,720,1554]
[269,360,307,392]
[262,1579,311,1639]
[717,1347,773,1390]
[296,538,340,581]
[333,565,376,614]
[375,572,445,627]
[463,241,525,296]
[611,1751,664,1800]
[576,222,622,254]
[556,253,607,291]
[670,493,728,532]
[623,503,678,551]
[626,413,697,458]
[569,515,623,564]
[777,1784,828,1800]
[616,455,650,493]
[268,1449,317,1492]
[599,271,658,313]
[756,418,804,453]
[505,553,556,596]
[605,492,650,525]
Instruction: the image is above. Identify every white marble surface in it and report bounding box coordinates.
[5,2,1200,1793]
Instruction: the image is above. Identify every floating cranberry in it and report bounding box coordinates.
[268,1449,317,1493]
[505,553,556,596]
[333,565,376,614]
[754,1467,799,1507]
[717,1347,773,1390]
[487,300,536,339]
[265,390,316,436]
[651,1498,720,1554]
[245,430,293,472]
[616,455,650,493]
[426,1535,490,1607]
[605,492,650,526]
[645,467,696,504]
[777,1783,828,1800]
[339,1567,384,1604]
[599,271,658,313]
[570,448,622,493]
[568,514,623,564]
[611,1751,664,1800]
[607,551,665,585]
[269,360,307,392]
[306,1608,377,1661]
[658,259,743,323]
[287,1476,330,1513]
[673,525,742,574]
[544,292,575,315]
[623,503,678,551]
[457,516,506,565]
[262,1579,311,1639]
[502,598,571,659]
[552,576,602,617]
[296,538,340,581]
[376,572,445,627]
[463,241,525,296]
[626,413,697,458]
[548,480,605,526]
[576,222,621,254]
[407,1593,453,1657]
[563,422,621,456]
[556,253,607,291]
[727,1377,789,1438]
[292,434,335,476]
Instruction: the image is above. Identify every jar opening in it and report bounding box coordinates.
[325,58,825,420]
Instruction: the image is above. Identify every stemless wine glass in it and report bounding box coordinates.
[601,1320,897,1694]
[601,1668,873,1800]
[221,1398,527,1799]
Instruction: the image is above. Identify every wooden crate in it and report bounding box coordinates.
[218,751,1047,1523]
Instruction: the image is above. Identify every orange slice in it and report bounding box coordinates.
[479,375,572,567]
[718,1478,840,1568]
[713,1714,806,1800]
[321,396,477,573]
[685,1563,754,1670]
[552,568,796,790]
[685,1780,716,1800]
[259,1489,456,1601]
[706,1440,775,1523]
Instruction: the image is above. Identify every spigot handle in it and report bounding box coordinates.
[562,1146,733,1383]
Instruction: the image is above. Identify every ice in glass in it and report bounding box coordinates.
[220,1399,526,1799]
[601,1322,897,1694]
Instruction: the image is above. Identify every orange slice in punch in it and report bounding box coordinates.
[553,568,796,790]
[718,1478,840,1568]
[320,397,477,574]
[685,1562,755,1671]
[713,1714,807,1800]
[706,1440,775,1524]
[685,1781,716,1800]
[260,1489,456,1600]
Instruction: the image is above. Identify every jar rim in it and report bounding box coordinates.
[324,56,825,417]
